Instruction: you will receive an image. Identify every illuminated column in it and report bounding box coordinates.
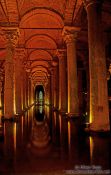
[3,28,19,118]
[31,80,34,104]
[50,69,54,107]
[21,64,25,111]
[62,27,80,117]
[57,49,67,113]
[53,62,59,109]
[0,81,2,108]
[25,72,28,108]
[83,0,110,131]
[45,76,51,105]
[22,69,26,110]
[14,49,23,114]
[28,79,31,106]
[48,75,51,105]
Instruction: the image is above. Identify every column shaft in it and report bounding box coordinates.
[4,45,14,118]
[14,55,22,114]
[58,50,67,113]
[3,28,19,118]
[85,0,110,130]
[63,27,80,116]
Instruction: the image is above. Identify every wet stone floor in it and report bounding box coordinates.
[0,105,111,175]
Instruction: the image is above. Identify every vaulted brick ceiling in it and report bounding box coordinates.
[0,0,111,86]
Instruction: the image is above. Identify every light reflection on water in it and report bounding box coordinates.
[90,136,94,164]
[0,105,110,174]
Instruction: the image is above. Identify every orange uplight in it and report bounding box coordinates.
[89,136,94,163]
[13,123,17,154]
[68,121,71,150]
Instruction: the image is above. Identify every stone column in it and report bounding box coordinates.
[14,49,23,114]
[28,79,31,106]
[52,59,59,110]
[22,69,27,110]
[62,26,80,117]
[0,81,2,108]
[3,28,19,118]
[25,72,28,108]
[57,49,67,113]
[83,0,110,131]
[45,76,51,105]
[50,69,54,107]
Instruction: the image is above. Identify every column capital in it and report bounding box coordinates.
[83,0,101,10]
[62,26,80,44]
[56,49,66,59]
[51,60,58,67]
[2,27,19,47]
[15,48,26,61]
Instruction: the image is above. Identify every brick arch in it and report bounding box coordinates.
[19,8,64,28]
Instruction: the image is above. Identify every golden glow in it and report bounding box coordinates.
[90,96,93,123]
[68,121,71,150]
[13,123,17,153]
[90,110,93,123]
[89,136,94,163]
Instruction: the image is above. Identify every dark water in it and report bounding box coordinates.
[0,106,111,175]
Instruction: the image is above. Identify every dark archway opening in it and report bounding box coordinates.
[35,85,44,105]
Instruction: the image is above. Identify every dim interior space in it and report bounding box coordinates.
[0,0,111,174]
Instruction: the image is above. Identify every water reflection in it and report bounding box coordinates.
[90,136,94,164]
[30,105,50,148]
[13,123,17,154]
[0,105,110,174]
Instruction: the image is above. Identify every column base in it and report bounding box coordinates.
[1,115,19,122]
[59,109,67,115]
[84,123,110,134]
[89,123,110,132]
[65,112,79,118]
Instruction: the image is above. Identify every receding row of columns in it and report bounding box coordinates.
[51,0,110,131]
[1,0,110,132]
[2,28,34,118]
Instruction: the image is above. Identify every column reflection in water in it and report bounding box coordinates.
[89,136,110,170]
[0,110,2,124]
[51,112,56,143]
[29,105,50,153]
[89,136,94,164]
[59,114,67,159]
[45,105,50,119]
[3,123,15,158]
[21,115,24,141]
[13,123,17,154]
[67,121,71,159]
[0,110,4,140]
